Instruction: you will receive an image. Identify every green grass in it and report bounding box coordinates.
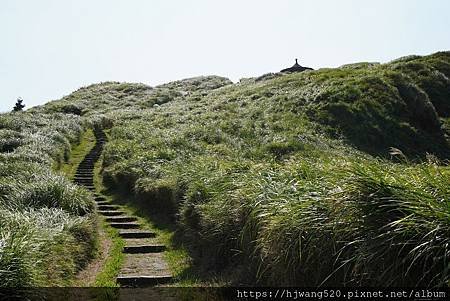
[58,129,96,178]
[2,51,449,287]
[91,137,126,288]
[93,220,124,287]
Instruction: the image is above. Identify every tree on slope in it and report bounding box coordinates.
[13,97,25,112]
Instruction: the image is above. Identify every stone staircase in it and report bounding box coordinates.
[73,128,173,287]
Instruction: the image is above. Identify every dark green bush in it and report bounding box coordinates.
[0,130,24,152]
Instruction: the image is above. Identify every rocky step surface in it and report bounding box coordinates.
[96,200,111,205]
[110,222,141,229]
[105,216,138,223]
[123,244,166,254]
[117,253,173,286]
[98,204,120,211]
[118,230,157,239]
[75,180,94,185]
[99,210,126,216]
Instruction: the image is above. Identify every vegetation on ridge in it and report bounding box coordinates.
[1,52,449,287]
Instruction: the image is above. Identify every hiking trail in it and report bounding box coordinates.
[73,128,173,287]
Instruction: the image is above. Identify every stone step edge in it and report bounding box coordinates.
[118,231,156,238]
[116,275,173,287]
[123,245,166,253]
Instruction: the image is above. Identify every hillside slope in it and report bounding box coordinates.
[2,51,449,287]
[94,52,449,286]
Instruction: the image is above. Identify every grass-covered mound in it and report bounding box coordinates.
[19,51,448,287]
[38,76,232,117]
[0,112,96,286]
[90,52,449,286]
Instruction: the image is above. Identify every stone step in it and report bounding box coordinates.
[81,184,95,188]
[78,167,94,171]
[95,196,107,202]
[75,171,93,175]
[75,181,94,185]
[78,183,95,188]
[110,222,140,229]
[105,216,137,223]
[82,185,96,190]
[74,176,94,180]
[73,175,94,181]
[116,276,172,287]
[75,179,94,183]
[123,244,166,254]
[98,204,120,211]
[119,230,156,239]
[96,200,111,206]
[78,164,94,168]
[98,210,125,216]
[117,253,172,287]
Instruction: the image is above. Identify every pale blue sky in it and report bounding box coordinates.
[1,0,449,112]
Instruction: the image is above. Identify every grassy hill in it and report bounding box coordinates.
[0,113,96,286]
[1,51,449,286]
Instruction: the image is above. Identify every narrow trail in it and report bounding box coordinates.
[73,128,173,287]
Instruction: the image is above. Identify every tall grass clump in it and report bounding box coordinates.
[246,159,450,286]
[0,109,97,287]
[3,174,94,215]
[335,162,450,286]
[0,208,97,286]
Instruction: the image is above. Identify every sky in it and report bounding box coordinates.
[1,0,450,112]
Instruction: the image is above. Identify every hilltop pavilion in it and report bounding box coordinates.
[281,59,313,73]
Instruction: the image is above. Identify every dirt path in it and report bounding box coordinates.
[74,226,112,286]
